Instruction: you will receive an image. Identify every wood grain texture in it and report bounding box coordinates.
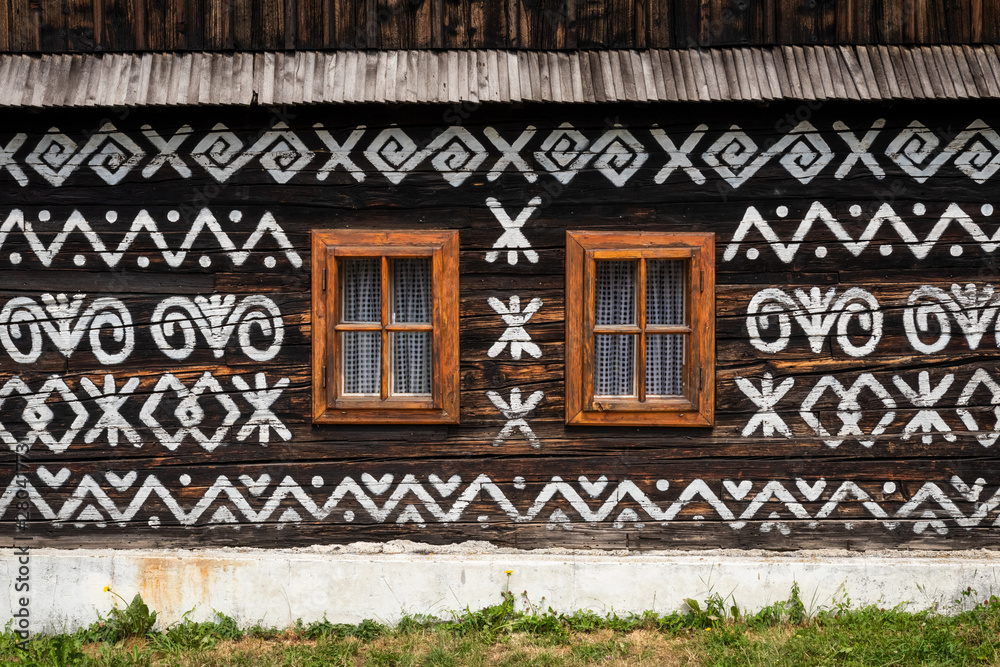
[4,0,1000,52]
[0,103,999,550]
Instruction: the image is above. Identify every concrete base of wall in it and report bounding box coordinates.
[5,542,1000,634]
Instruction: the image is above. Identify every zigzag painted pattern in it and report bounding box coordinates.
[725,202,1000,263]
[3,118,998,189]
[0,208,302,269]
[2,471,995,536]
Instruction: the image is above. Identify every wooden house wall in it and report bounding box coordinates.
[3,0,998,53]
[2,100,1000,550]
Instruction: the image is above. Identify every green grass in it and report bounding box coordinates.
[5,585,1000,665]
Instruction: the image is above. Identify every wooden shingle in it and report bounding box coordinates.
[7,46,1000,108]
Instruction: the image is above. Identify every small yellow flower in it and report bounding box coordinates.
[504,570,513,574]
[103,585,110,592]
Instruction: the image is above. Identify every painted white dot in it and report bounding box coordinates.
[199,255,211,267]
[746,247,759,260]
[951,245,964,257]
[880,245,893,256]
[311,476,324,488]
[655,479,670,492]
[344,511,355,522]
[913,203,926,215]
[513,476,526,490]
[148,516,161,528]
[264,256,277,268]
[167,210,180,222]
[9,252,21,264]
[179,474,191,486]
[693,515,704,521]
[849,204,862,217]
[106,211,118,223]
[478,515,490,522]
[883,482,897,494]
[229,210,242,223]
[982,204,994,216]
[776,206,788,217]
[73,254,85,266]
[815,246,827,258]
[137,256,150,268]
[38,210,50,222]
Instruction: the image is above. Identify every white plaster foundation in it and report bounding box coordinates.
[5,542,1000,634]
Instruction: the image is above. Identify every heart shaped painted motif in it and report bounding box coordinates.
[578,475,608,498]
[723,479,753,500]
[428,474,461,497]
[37,466,70,488]
[795,478,827,502]
[239,474,272,497]
[105,471,137,492]
[362,473,394,495]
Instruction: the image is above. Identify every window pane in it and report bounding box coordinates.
[392,258,432,324]
[647,260,685,325]
[595,334,635,396]
[595,261,635,325]
[392,332,432,395]
[647,334,685,396]
[340,258,381,322]
[342,331,381,394]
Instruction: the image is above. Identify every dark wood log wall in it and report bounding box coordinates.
[3,100,1000,550]
[4,0,999,53]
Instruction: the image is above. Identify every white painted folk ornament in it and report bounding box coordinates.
[0,371,291,453]
[485,197,541,265]
[724,202,999,264]
[3,470,995,537]
[738,368,1000,448]
[0,293,133,364]
[5,118,1000,189]
[487,296,543,359]
[746,286,881,357]
[0,209,302,269]
[487,387,544,448]
[150,294,284,361]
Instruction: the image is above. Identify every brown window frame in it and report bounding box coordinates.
[565,231,715,427]
[311,229,459,424]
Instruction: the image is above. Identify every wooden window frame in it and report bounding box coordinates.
[311,229,459,424]
[565,231,715,427]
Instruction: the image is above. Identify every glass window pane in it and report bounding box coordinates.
[595,334,635,396]
[647,260,685,325]
[392,258,433,324]
[392,332,432,395]
[342,331,381,394]
[595,261,635,325]
[647,334,685,396]
[340,258,381,323]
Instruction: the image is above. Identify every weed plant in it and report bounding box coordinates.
[5,584,1000,665]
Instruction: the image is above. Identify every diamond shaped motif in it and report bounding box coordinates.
[779,135,833,183]
[702,128,762,187]
[534,122,592,184]
[191,124,255,182]
[139,372,241,452]
[364,126,423,184]
[886,121,944,182]
[256,124,314,184]
[25,129,80,186]
[589,126,648,187]
[427,127,487,186]
[954,132,1000,184]
[85,124,146,185]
